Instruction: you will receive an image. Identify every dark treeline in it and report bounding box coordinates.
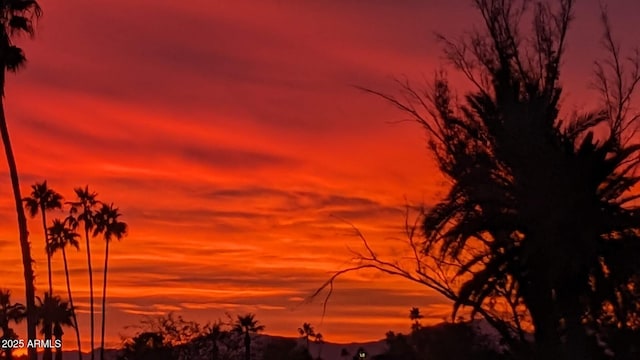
[109,308,506,360]
[116,312,306,360]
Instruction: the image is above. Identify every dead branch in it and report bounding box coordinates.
[311,212,527,351]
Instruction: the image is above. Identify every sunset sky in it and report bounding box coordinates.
[1,0,640,351]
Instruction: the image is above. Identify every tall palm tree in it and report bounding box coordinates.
[23,182,62,360]
[0,289,26,360]
[233,314,265,360]
[36,293,74,360]
[297,322,315,350]
[23,181,63,296]
[48,218,82,360]
[93,203,127,360]
[67,185,99,359]
[0,3,43,359]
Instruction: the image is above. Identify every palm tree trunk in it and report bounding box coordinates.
[62,247,83,360]
[84,226,95,360]
[41,208,52,294]
[53,325,63,360]
[99,240,110,360]
[2,325,13,360]
[41,208,54,360]
[0,89,37,360]
[43,318,53,360]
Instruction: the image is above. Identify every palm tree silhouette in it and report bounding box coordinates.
[23,181,63,295]
[67,185,99,359]
[204,321,223,360]
[23,182,63,360]
[35,292,55,360]
[0,289,26,360]
[51,299,74,360]
[233,313,265,360]
[36,293,74,360]
[93,203,127,360]
[48,218,83,360]
[0,3,43,358]
[297,322,315,350]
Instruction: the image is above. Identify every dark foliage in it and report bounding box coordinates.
[0,289,26,360]
[118,313,252,360]
[260,337,312,360]
[315,1,640,359]
[373,323,506,360]
[118,332,173,360]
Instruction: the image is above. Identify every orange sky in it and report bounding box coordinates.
[1,0,640,352]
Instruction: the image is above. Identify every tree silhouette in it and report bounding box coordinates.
[67,185,100,359]
[37,301,52,360]
[93,202,127,360]
[23,181,63,295]
[378,323,505,360]
[315,1,640,359]
[203,321,223,360]
[408,307,423,333]
[124,313,214,359]
[340,347,350,359]
[48,218,83,360]
[0,2,43,358]
[36,294,74,360]
[378,331,416,360]
[398,2,640,358]
[23,180,63,356]
[313,332,324,360]
[35,292,72,360]
[118,331,172,360]
[297,322,315,350]
[233,313,264,360]
[0,289,26,360]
